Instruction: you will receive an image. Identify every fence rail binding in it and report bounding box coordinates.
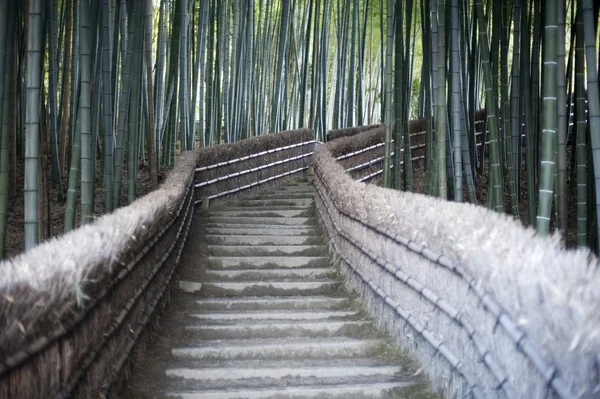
[194,140,316,173]
[313,153,576,399]
[313,172,485,399]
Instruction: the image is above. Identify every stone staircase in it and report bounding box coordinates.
[120,177,436,399]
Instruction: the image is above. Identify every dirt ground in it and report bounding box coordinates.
[4,159,166,260]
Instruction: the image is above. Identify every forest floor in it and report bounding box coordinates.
[4,159,167,260]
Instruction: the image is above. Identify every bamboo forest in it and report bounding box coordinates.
[0,0,599,259]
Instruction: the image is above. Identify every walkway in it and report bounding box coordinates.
[120,177,435,398]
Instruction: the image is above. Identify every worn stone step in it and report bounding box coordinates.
[204,216,315,226]
[167,358,403,370]
[227,199,314,208]
[202,223,315,230]
[200,280,340,297]
[165,366,407,392]
[203,268,337,282]
[264,188,315,195]
[207,245,327,257]
[172,338,385,361]
[254,194,315,200]
[184,320,375,340]
[211,205,312,212]
[204,235,322,246]
[204,227,319,236]
[207,256,330,270]
[166,382,419,399]
[119,177,437,399]
[276,184,315,189]
[207,209,313,218]
[189,310,360,323]
[194,296,351,311]
[167,365,402,383]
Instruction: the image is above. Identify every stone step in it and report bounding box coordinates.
[212,205,313,212]
[227,199,314,208]
[264,188,315,195]
[207,245,327,257]
[203,268,337,281]
[184,320,374,340]
[200,280,340,297]
[165,365,406,392]
[194,296,351,311]
[167,365,402,383]
[189,310,360,323]
[254,194,315,200]
[274,184,316,190]
[166,382,418,399]
[207,209,313,218]
[118,179,435,399]
[204,227,319,236]
[167,358,401,370]
[204,235,322,246]
[172,338,385,361]
[204,216,315,226]
[207,256,330,270]
[201,223,316,230]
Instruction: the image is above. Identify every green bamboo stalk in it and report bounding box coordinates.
[402,0,414,191]
[178,0,188,151]
[244,0,254,138]
[101,0,115,212]
[59,0,72,179]
[46,0,64,200]
[520,0,534,225]
[270,0,290,133]
[467,0,478,174]
[113,0,137,209]
[66,0,92,230]
[318,0,329,141]
[309,0,321,131]
[128,1,144,204]
[429,0,439,196]
[197,0,209,146]
[67,0,80,184]
[144,0,156,186]
[24,0,44,250]
[535,0,558,235]
[221,1,230,143]
[530,0,541,174]
[575,5,587,248]
[346,0,358,127]
[0,1,14,258]
[507,0,520,217]
[582,0,600,251]
[155,0,167,152]
[356,0,368,126]
[383,0,393,187]
[393,0,403,189]
[451,0,462,201]
[78,0,95,226]
[436,0,447,199]
[422,0,433,195]
[298,0,313,128]
[166,0,181,164]
[555,0,567,234]
[89,22,102,217]
[475,0,503,212]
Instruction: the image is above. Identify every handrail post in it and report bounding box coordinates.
[201,196,210,210]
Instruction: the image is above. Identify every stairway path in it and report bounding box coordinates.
[120,177,436,399]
